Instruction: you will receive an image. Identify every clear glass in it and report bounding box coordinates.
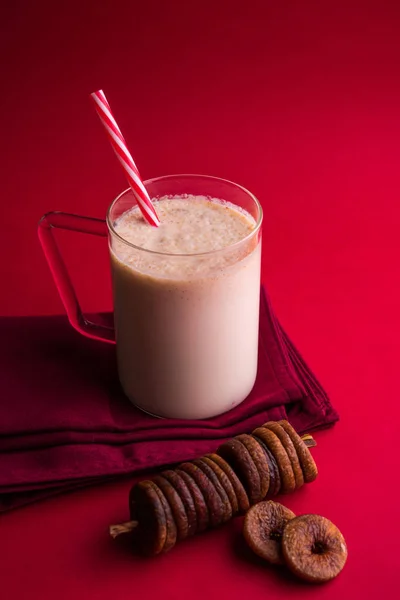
[38,174,263,420]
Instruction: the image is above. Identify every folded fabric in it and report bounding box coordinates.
[0,286,338,511]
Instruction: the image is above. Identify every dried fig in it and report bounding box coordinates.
[175,468,209,533]
[152,481,177,553]
[235,434,270,500]
[282,514,348,583]
[153,475,189,541]
[252,435,280,496]
[193,458,232,523]
[217,438,261,504]
[205,453,250,513]
[199,455,239,516]
[161,469,197,537]
[179,462,224,528]
[243,501,296,564]
[129,480,167,556]
[263,422,304,489]
[279,420,318,483]
[253,427,296,494]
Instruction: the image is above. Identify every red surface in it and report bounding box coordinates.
[1,0,399,598]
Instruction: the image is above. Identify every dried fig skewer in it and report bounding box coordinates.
[109,424,318,556]
[243,501,296,564]
[282,514,348,583]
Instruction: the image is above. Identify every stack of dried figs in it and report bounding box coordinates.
[111,420,318,556]
[244,501,348,583]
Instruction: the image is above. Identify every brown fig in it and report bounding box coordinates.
[153,475,189,541]
[152,482,177,553]
[175,468,209,533]
[200,455,239,516]
[282,514,348,583]
[129,480,167,556]
[193,458,232,523]
[263,422,304,489]
[161,469,197,537]
[279,421,318,483]
[252,435,281,496]
[217,438,261,504]
[205,453,250,513]
[253,427,296,494]
[235,434,270,499]
[179,462,225,528]
[243,501,296,564]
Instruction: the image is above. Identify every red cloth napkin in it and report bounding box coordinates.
[0,287,338,512]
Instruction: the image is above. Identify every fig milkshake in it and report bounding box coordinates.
[110,190,262,420]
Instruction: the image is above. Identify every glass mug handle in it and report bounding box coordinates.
[38,211,115,343]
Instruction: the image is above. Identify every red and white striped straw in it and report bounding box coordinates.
[90,89,160,227]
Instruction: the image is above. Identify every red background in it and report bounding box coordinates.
[1,1,399,598]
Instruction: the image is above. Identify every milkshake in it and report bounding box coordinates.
[109,183,262,419]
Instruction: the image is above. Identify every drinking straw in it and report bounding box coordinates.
[91,89,160,226]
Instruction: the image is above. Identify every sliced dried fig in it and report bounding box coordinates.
[152,481,177,553]
[193,459,232,523]
[198,456,238,516]
[279,420,318,483]
[253,427,295,494]
[129,480,167,556]
[161,469,197,537]
[201,455,239,515]
[153,475,188,541]
[282,514,348,583]
[175,468,209,533]
[263,422,304,489]
[235,434,270,500]
[217,438,261,504]
[252,435,280,496]
[243,501,296,564]
[266,446,282,496]
[179,462,225,528]
[205,453,250,513]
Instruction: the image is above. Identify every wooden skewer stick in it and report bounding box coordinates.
[109,521,139,539]
[301,434,317,448]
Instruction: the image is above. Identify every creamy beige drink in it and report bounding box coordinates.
[110,193,261,419]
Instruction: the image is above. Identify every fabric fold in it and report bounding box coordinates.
[0,286,338,511]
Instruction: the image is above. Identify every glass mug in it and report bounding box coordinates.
[38,175,263,419]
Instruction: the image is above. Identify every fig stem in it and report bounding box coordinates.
[109,520,139,538]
